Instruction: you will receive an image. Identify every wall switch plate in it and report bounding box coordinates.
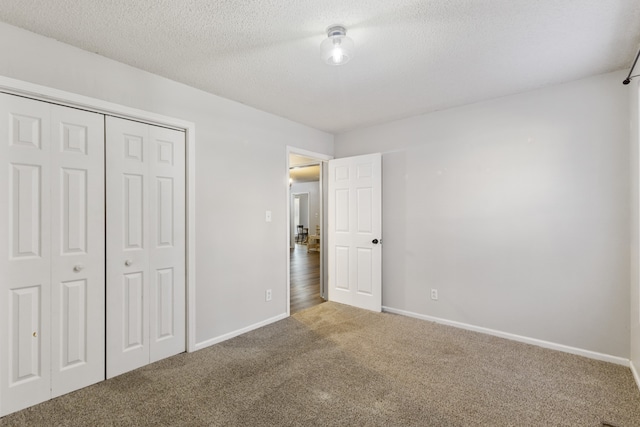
[265,289,272,301]
[265,210,272,222]
[430,289,438,300]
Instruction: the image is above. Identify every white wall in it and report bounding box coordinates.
[0,23,334,345]
[336,71,630,358]
[290,192,309,246]
[291,180,321,233]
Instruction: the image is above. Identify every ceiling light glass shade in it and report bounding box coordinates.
[321,25,354,66]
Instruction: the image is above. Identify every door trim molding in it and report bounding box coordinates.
[0,75,198,353]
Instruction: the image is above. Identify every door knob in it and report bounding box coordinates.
[73,264,84,272]
[372,239,379,244]
[125,260,133,266]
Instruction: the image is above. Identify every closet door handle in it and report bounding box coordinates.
[73,264,84,272]
[125,260,133,267]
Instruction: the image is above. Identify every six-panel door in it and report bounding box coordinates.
[105,117,150,378]
[1,94,186,415]
[328,153,382,312]
[148,126,186,363]
[50,105,105,398]
[106,116,186,378]
[0,94,105,415]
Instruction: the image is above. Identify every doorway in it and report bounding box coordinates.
[286,149,382,315]
[287,149,331,314]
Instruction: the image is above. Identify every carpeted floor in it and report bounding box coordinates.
[2,302,640,426]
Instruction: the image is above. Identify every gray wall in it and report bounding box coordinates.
[0,22,334,346]
[335,71,630,358]
[1,21,635,364]
[290,191,309,247]
[291,181,320,232]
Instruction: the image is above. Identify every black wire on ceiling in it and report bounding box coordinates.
[623,45,640,85]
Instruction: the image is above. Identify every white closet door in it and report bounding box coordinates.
[148,126,185,363]
[106,117,185,378]
[50,105,105,397]
[106,117,150,378]
[0,93,52,416]
[0,95,106,416]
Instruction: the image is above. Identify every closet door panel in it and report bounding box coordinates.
[106,116,150,378]
[50,105,105,397]
[148,126,185,362]
[0,94,52,416]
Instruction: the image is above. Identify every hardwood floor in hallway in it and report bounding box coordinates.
[290,243,324,314]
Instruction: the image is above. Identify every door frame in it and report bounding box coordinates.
[0,75,198,352]
[286,146,333,315]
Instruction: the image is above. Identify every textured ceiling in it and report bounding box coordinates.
[1,1,639,134]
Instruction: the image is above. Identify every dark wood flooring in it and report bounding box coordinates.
[290,244,324,314]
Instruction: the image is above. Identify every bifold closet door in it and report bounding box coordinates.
[0,93,105,416]
[50,105,105,397]
[106,116,185,378]
[0,94,51,416]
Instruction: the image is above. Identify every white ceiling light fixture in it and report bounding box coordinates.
[321,25,354,66]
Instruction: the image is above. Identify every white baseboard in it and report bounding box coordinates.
[631,360,640,392]
[382,306,630,367]
[194,312,288,351]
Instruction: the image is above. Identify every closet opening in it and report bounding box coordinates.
[0,77,196,417]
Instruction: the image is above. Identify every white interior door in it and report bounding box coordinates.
[106,116,185,378]
[50,105,105,397]
[328,153,382,312]
[0,94,52,415]
[148,125,185,363]
[0,94,105,415]
[106,117,150,378]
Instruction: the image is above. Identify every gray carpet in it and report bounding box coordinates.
[1,302,639,426]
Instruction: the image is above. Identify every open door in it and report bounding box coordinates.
[328,153,381,312]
